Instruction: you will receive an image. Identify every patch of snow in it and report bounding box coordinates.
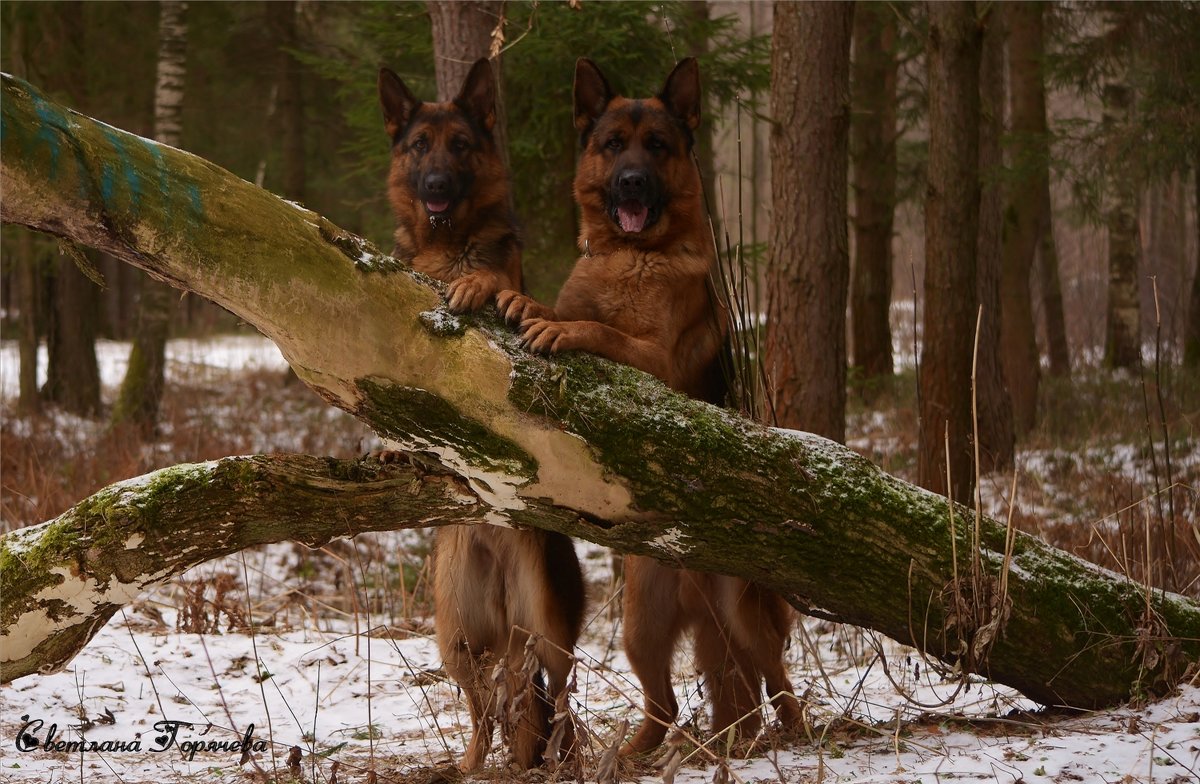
[0,523,47,557]
[0,335,289,401]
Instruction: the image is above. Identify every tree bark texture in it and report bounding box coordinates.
[16,229,42,415]
[3,73,1199,710]
[1023,3,1069,380]
[427,0,509,170]
[919,1,981,504]
[268,0,307,203]
[44,254,103,416]
[849,2,898,387]
[999,1,1046,435]
[41,0,102,417]
[111,0,187,433]
[975,9,1015,474]
[1102,82,1142,370]
[1039,187,1072,377]
[684,0,721,233]
[1187,165,1200,367]
[766,1,854,442]
[8,9,42,415]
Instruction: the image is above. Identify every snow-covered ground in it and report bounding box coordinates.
[4,541,1198,783]
[0,334,290,399]
[2,337,1198,783]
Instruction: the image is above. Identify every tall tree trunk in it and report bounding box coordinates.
[1185,163,1200,367]
[1102,81,1142,370]
[111,0,187,434]
[427,1,509,169]
[44,256,103,416]
[999,1,1045,434]
[42,0,102,417]
[9,12,41,415]
[1039,187,1071,376]
[267,0,306,387]
[849,2,898,391]
[683,1,721,232]
[15,230,42,415]
[975,9,1014,474]
[269,0,306,203]
[919,1,981,504]
[766,1,854,443]
[1028,2,1070,379]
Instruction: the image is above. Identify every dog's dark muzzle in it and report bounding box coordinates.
[609,168,662,234]
[419,171,457,218]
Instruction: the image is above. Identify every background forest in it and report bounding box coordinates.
[1,2,1200,781]
[3,0,1197,590]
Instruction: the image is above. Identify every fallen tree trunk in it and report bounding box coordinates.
[2,73,1198,706]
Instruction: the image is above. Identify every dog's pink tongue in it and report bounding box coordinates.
[617,202,649,233]
[426,200,450,214]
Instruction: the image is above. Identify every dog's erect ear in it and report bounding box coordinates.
[573,58,614,136]
[659,57,701,131]
[379,68,421,141]
[455,58,497,132]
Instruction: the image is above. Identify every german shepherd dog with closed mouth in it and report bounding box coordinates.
[378,60,585,772]
[498,57,803,755]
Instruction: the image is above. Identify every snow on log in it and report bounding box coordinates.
[2,73,1198,707]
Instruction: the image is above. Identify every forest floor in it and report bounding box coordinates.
[1,332,1198,783]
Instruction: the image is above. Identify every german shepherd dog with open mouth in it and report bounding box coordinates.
[378,60,585,772]
[498,57,803,755]
[378,58,523,312]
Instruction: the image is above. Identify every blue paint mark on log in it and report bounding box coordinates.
[2,75,88,199]
[100,161,116,204]
[101,127,141,212]
[142,140,171,229]
[30,94,63,179]
[187,184,204,222]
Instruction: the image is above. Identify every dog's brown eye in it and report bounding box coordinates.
[605,136,623,151]
[646,136,666,151]
[411,136,428,153]
[452,137,470,153]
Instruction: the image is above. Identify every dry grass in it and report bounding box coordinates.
[847,366,1200,598]
[1,365,440,629]
[0,367,378,531]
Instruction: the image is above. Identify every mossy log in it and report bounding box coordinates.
[2,73,1198,705]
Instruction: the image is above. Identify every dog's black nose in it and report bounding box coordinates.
[617,170,647,196]
[424,172,451,196]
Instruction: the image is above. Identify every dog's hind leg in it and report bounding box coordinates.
[729,584,802,729]
[506,632,550,769]
[434,526,505,771]
[532,531,585,766]
[693,606,762,744]
[442,641,496,772]
[621,556,685,755]
[534,634,578,765]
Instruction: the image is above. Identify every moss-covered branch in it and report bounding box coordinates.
[0,454,501,682]
[2,73,1198,708]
